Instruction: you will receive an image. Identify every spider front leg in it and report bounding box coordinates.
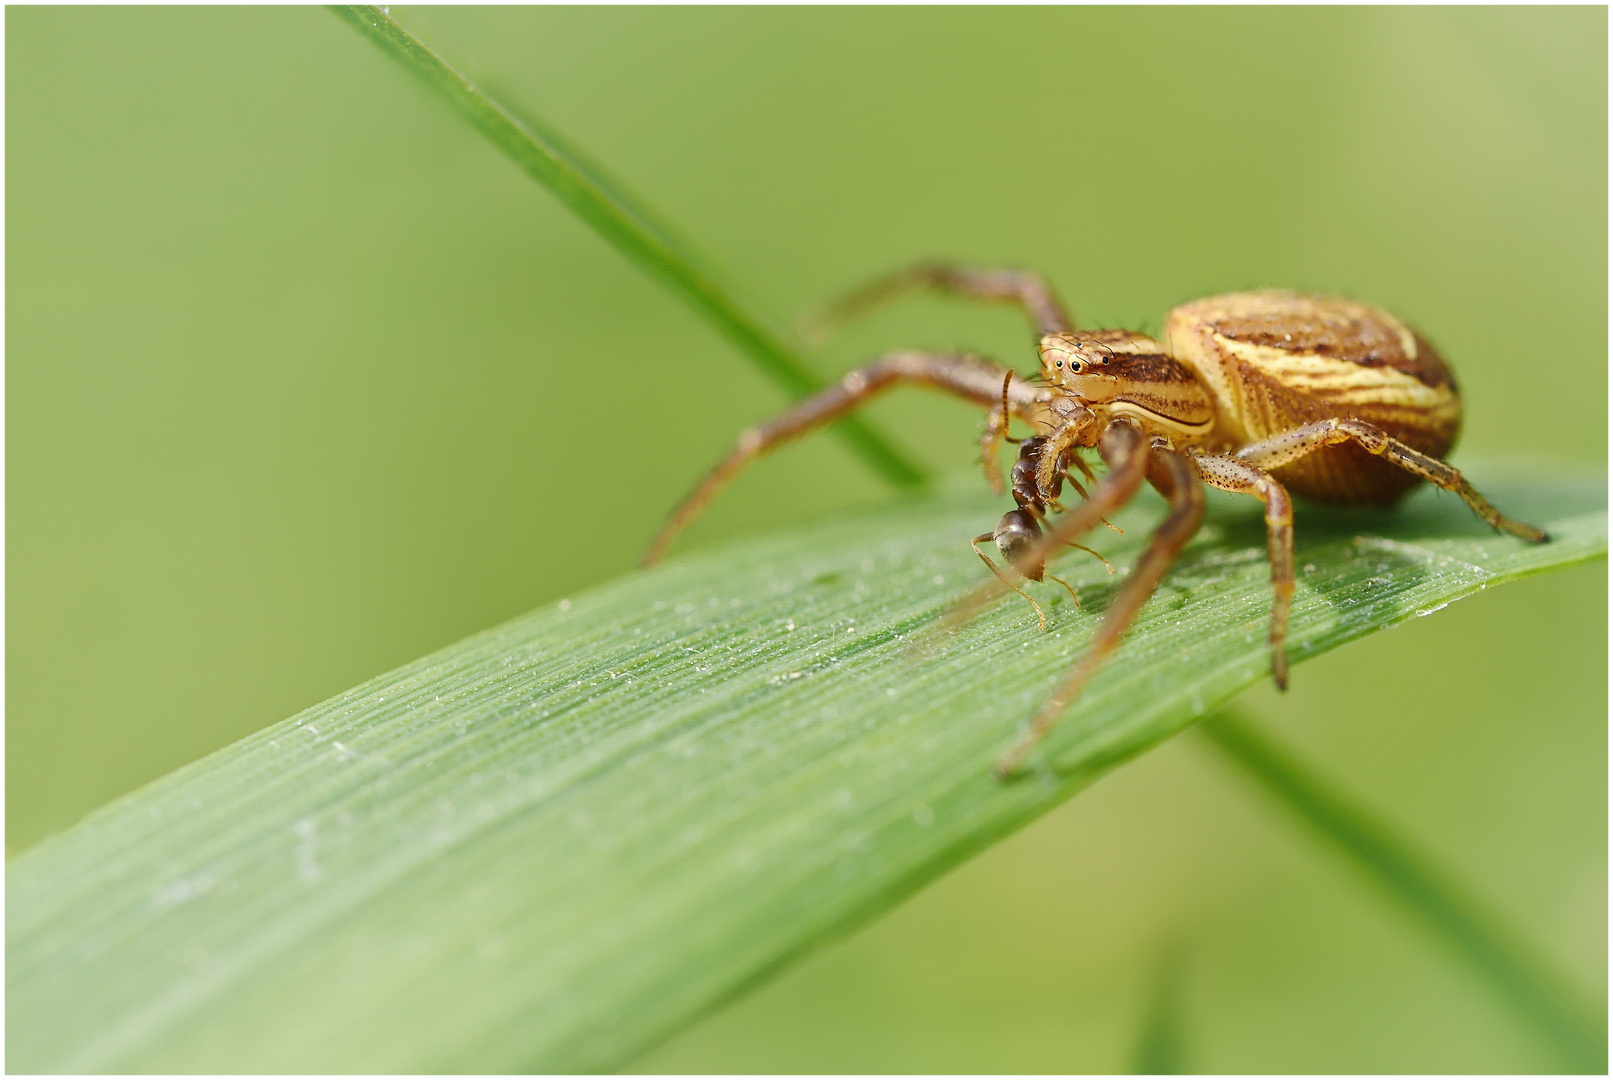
[1191,452,1296,690]
[994,432,1206,780]
[979,371,1020,496]
[800,262,1076,342]
[642,351,1041,566]
[1235,418,1548,543]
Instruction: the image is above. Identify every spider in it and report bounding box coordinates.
[642,264,1548,779]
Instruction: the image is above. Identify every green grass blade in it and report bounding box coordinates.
[327,5,924,491]
[1196,710,1606,1072]
[1131,939,1189,1074]
[7,465,1604,1071]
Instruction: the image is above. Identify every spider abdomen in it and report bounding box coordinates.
[1165,290,1463,505]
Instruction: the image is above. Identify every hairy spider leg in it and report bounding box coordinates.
[642,351,1040,566]
[1233,418,1548,544]
[799,262,1075,344]
[993,431,1206,780]
[1190,452,1296,690]
[980,371,1022,495]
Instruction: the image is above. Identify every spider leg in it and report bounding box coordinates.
[1064,452,1122,535]
[979,371,1019,496]
[798,262,1075,342]
[1035,418,1085,498]
[1234,419,1547,543]
[994,440,1206,780]
[1190,452,1295,690]
[643,351,1040,566]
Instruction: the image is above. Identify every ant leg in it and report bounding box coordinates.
[1044,572,1082,609]
[1235,419,1547,543]
[1069,452,1100,488]
[643,351,1041,565]
[799,263,1075,342]
[1043,453,1123,537]
[1060,543,1115,575]
[971,534,1048,631]
[1190,452,1295,690]
[994,442,1205,780]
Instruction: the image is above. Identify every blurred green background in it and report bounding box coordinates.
[8,6,1604,1071]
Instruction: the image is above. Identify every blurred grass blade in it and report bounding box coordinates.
[1131,939,1189,1074]
[328,4,924,490]
[8,464,1604,1071]
[1196,711,1606,1072]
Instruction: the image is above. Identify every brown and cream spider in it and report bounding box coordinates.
[642,265,1547,778]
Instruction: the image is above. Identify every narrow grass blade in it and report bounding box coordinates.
[328,5,924,490]
[1197,711,1606,1072]
[7,465,1604,1071]
[1131,939,1189,1074]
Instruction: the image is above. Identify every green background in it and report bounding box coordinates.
[8,6,1605,1071]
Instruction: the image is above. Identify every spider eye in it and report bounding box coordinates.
[1054,360,1063,368]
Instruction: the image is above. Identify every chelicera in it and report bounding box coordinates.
[642,264,1548,779]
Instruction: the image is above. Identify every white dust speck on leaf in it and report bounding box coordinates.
[152,873,216,907]
[558,598,572,612]
[912,804,934,827]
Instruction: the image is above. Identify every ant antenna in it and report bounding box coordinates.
[999,371,1021,444]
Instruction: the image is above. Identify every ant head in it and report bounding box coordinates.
[1037,332,1119,401]
[993,508,1045,581]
